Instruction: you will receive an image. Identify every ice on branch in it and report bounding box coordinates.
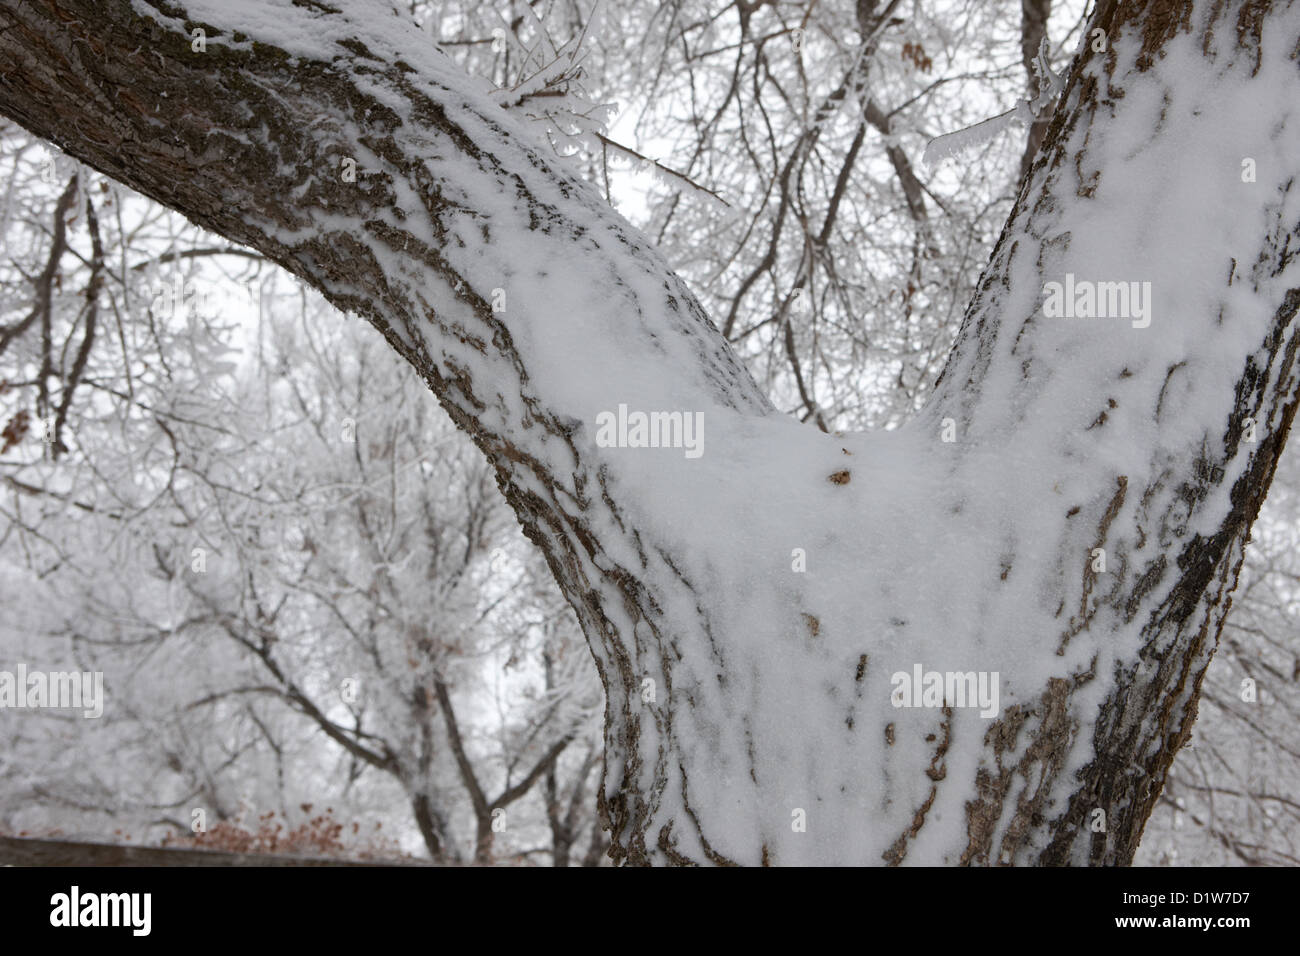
[595,136,733,213]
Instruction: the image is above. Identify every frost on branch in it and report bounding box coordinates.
[486,1,615,161]
[483,1,729,212]
[922,37,1064,168]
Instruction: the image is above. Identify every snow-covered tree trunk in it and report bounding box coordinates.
[2,0,1297,865]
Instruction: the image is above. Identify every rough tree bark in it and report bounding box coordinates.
[1,0,1297,864]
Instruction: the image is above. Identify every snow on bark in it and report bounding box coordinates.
[922,0,1300,864]
[1,0,1297,865]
